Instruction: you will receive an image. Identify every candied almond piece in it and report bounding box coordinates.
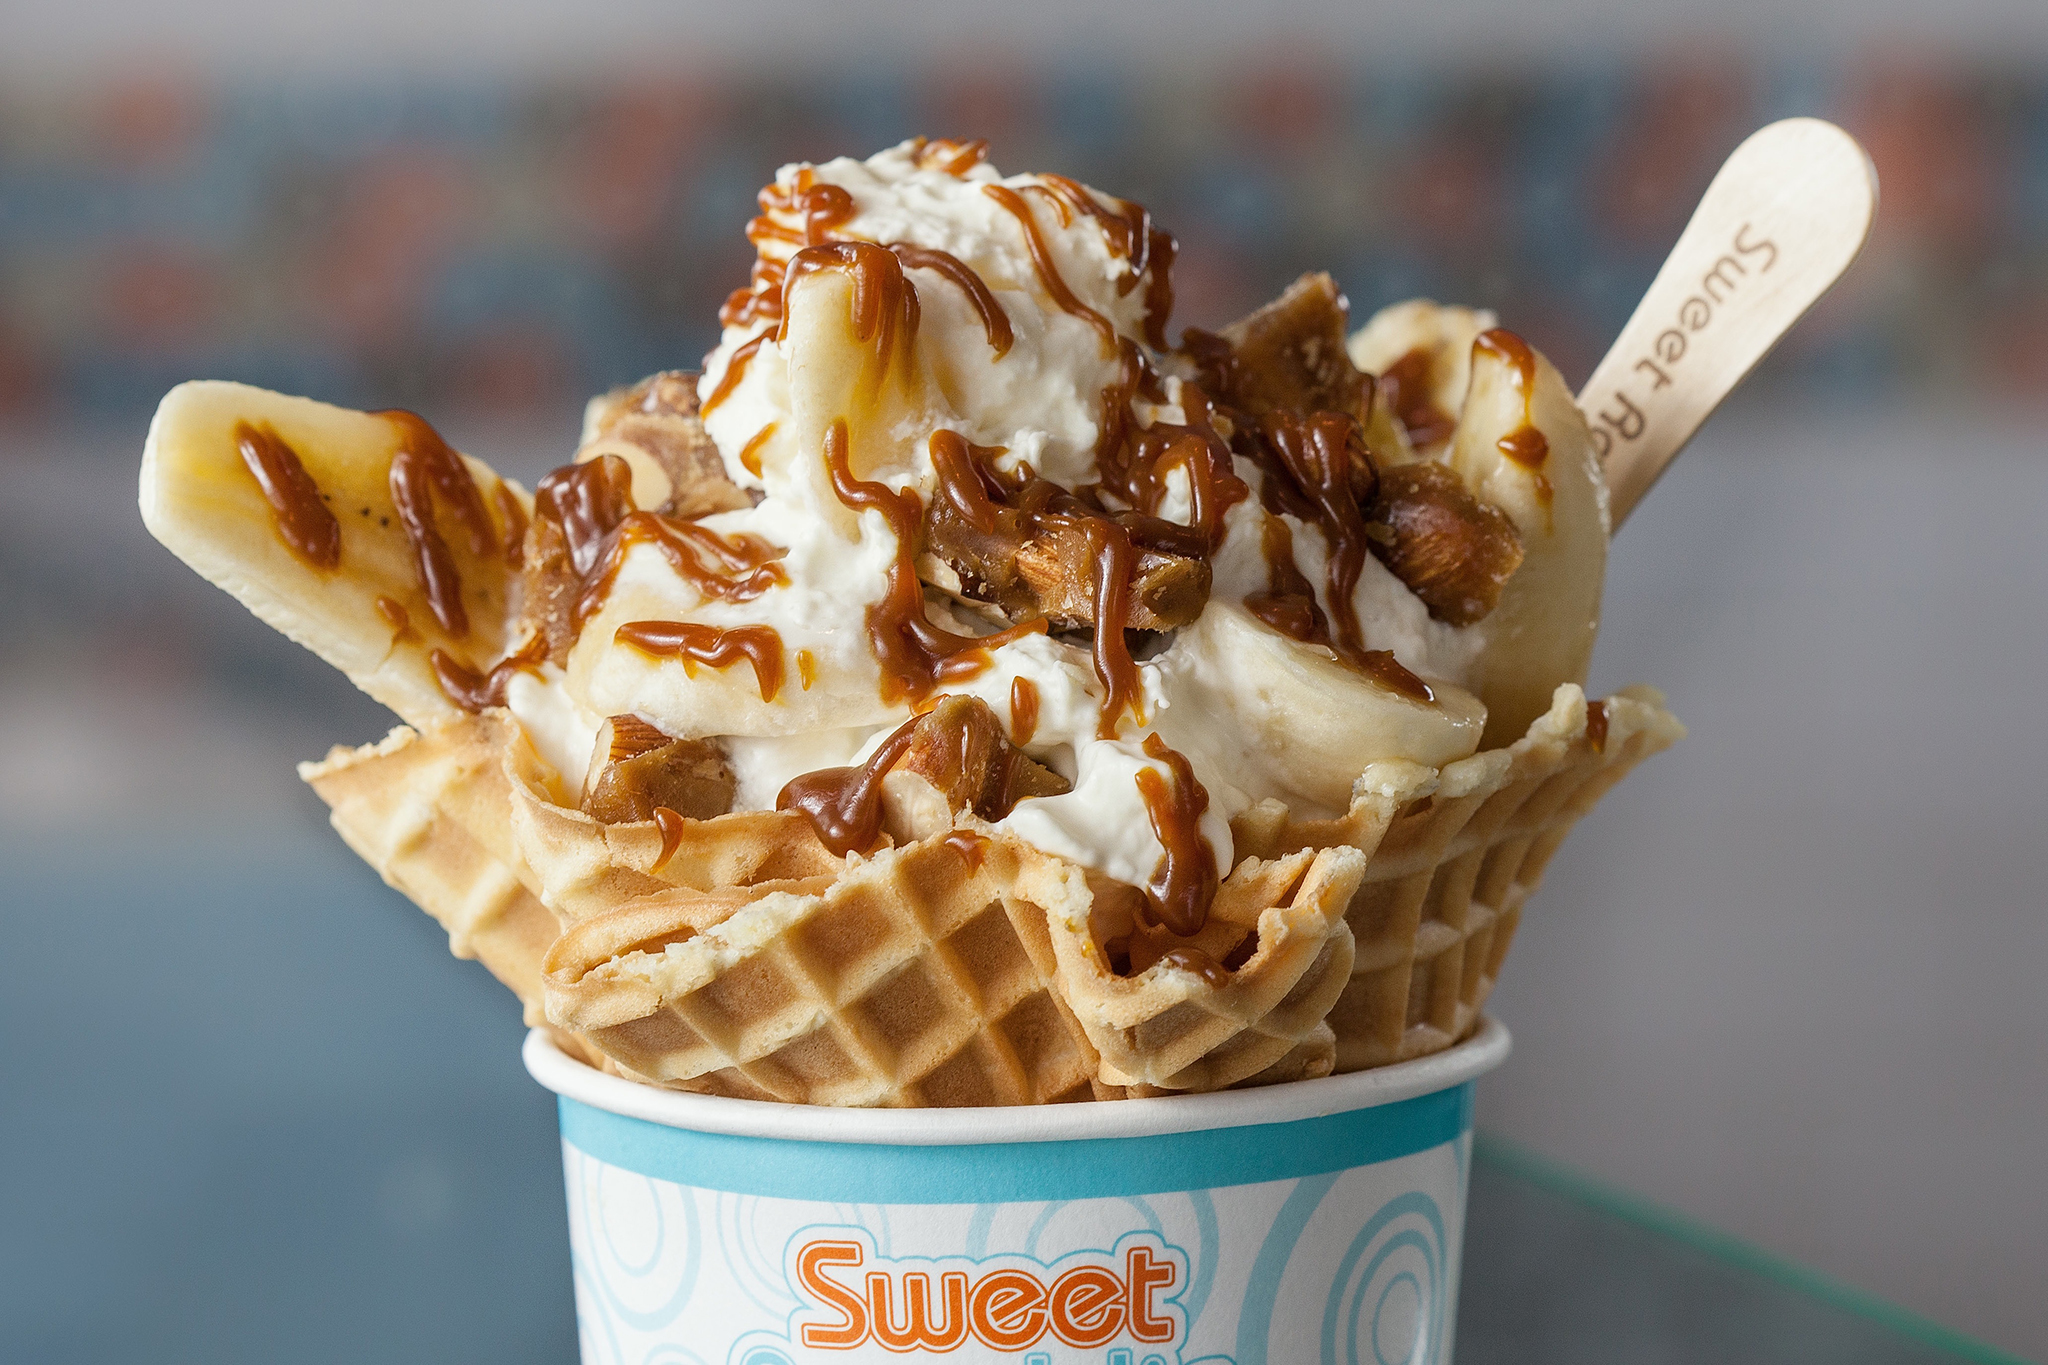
[922,499,1211,631]
[578,370,751,520]
[897,695,1069,820]
[518,514,579,666]
[1369,461,1524,626]
[1207,272,1371,423]
[581,718,737,824]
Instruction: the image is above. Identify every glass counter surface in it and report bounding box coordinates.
[1458,1138,2026,1365]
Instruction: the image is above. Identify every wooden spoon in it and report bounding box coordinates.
[1580,118,1879,528]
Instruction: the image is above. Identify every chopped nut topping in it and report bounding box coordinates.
[518,514,581,666]
[1198,272,1371,424]
[895,695,1069,820]
[1369,461,1524,626]
[599,713,672,764]
[923,495,1211,632]
[579,370,751,521]
[581,717,736,824]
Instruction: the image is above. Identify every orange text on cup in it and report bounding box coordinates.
[794,1236,1183,1352]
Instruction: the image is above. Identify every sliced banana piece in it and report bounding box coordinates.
[1449,335,1608,747]
[1152,600,1486,817]
[781,253,933,504]
[1348,299,1497,455]
[139,380,529,728]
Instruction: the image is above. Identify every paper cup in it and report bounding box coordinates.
[524,1017,1509,1364]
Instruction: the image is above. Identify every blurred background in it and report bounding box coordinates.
[3,1,2044,1361]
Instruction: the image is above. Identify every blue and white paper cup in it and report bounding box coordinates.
[523,1017,1510,1364]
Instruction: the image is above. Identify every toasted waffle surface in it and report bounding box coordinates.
[301,713,560,1022]
[542,832,1105,1106]
[1045,845,1369,1090]
[1242,684,1684,1071]
[303,685,1681,1099]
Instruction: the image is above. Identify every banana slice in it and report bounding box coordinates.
[1347,299,1498,455]
[1449,334,1609,747]
[139,381,529,728]
[1152,600,1486,817]
[781,249,932,505]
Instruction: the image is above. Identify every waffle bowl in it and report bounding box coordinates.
[299,681,1680,1101]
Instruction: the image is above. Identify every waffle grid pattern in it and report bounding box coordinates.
[547,839,1101,1107]
[1329,692,1683,1070]
[305,721,560,1024]
[305,689,1682,1103]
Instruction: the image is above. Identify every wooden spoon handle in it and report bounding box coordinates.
[1580,118,1879,528]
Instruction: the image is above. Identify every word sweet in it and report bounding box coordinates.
[793,1235,1184,1352]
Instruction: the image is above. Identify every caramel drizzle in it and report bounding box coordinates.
[1134,732,1217,935]
[1260,412,1373,653]
[1254,409,1432,702]
[725,170,853,327]
[738,421,777,477]
[1378,348,1457,450]
[1244,515,1324,642]
[701,333,768,416]
[983,183,1116,352]
[234,420,340,570]
[651,806,687,873]
[1023,175,1177,348]
[1081,513,1143,738]
[779,242,922,392]
[578,515,788,625]
[534,454,789,626]
[431,631,548,712]
[382,410,496,638]
[721,258,786,330]
[927,428,1006,531]
[746,167,822,248]
[1155,946,1230,988]
[722,156,1174,360]
[374,594,414,639]
[1586,699,1609,753]
[927,427,1178,737]
[1094,348,1248,552]
[824,420,1045,705]
[911,136,991,176]
[888,244,1013,357]
[776,713,923,856]
[1139,227,1177,351]
[1035,173,1152,292]
[1009,675,1040,746]
[942,828,989,871]
[801,183,856,244]
[1474,328,1553,504]
[538,453,633,577]
[374,593,413,642]
[615,621,786,702]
